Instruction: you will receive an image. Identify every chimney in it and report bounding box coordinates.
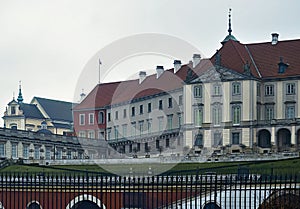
[192,54,201,68]
[79,90,86,103]
[271,33,279,45]
[156,66,164,79]
[173,60,182,73]
[139,71,147,84]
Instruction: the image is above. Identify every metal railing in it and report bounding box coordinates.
[0,172,299,209]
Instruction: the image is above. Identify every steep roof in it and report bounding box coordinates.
[211,39,300,79]
[32,97,73,122]
[19,103,45,119]
[74,37,300,111]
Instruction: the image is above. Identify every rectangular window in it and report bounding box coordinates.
[178,113,182,127]
[214,84,221,96]
[148,103,152,113]
[107,113,111,122]
[213,133,222,147]
[265,106,274,120]
[114,126,119,140]
[232,105,241,125]
[158,117,164,132]
[167,115,173,130]
[265,85,274,96]
[145,143,149,152]
[131,107,135,116]
[232,133,240,145]
[98,111,104,124]
[12,144,17,158]
[79,114,85,125]
[131,122,136,137]
[159,100,163,110]
[46,147,51,160]
[123,109,127,118]
[89,113,94,124]
[139,105,143,114]
[34,146,40,159]
[194,85,202,98]
[11,106,16,115]
[56,149,62,160]
[67,150,72,159]
[23,144,29,159]
[232,82,241,95]
[79,131,86,138]
[286,83,296,95]
[0,144,4,157]
[137,143,141,152]
[194,108,203,127]
[166,138,170,148]
[212,106,221,125]
[147,120,152,134]
[139,121,144,136]
[122,124,127,137]
[115,111,119,120]
[179,95,183,105]
[156,140,160,149]
[286,105,295,119]
[88,130,95,139]
[168,98,173,108]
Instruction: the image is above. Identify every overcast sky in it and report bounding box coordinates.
[0,0,299,127]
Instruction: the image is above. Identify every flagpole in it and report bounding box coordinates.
[98,58,102,84]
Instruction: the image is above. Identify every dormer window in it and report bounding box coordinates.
[278,57,289,74]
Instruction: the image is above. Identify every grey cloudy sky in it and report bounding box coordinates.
[0,0,299,126]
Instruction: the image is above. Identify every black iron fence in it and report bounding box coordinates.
[0,172,299,209]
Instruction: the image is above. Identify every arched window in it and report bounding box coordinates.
[26,201,41,209]
[10,123,17,130]
[203,202,221,209]
[98,111,104,124]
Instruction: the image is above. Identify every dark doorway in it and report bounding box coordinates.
[70,200,101,209]
[27,202,41,209]
[258,130,271,148]
[277,128,291,152]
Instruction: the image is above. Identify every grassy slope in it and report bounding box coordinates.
[1,158,300,176]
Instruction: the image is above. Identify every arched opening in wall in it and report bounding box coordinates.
[66,194,105,209]
[296,129,300,148]
[203,201,221,209]
[26,201,41,209]
[257,130,271,148]
[194,133,203,154]
[70,200,101,209]
[276,128,291,152]
[10,123,17,130]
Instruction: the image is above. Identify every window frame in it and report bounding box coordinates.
[193,85,202,98]
[88,113,94,125]
[232,82,241,95]
[79,114,85,125]
[232,105,241,125]
[286,83,296,95]
[265,84,274,96]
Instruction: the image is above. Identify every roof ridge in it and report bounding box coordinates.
[244,45,262,78]
[34,96,72,104]
[245,38,300,46]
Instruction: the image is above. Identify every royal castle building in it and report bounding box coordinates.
[73,13,300,158]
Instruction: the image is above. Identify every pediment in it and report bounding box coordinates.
[188,67,250,84]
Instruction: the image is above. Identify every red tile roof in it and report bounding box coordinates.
[74,38,300,110]
[211,39,300,79]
